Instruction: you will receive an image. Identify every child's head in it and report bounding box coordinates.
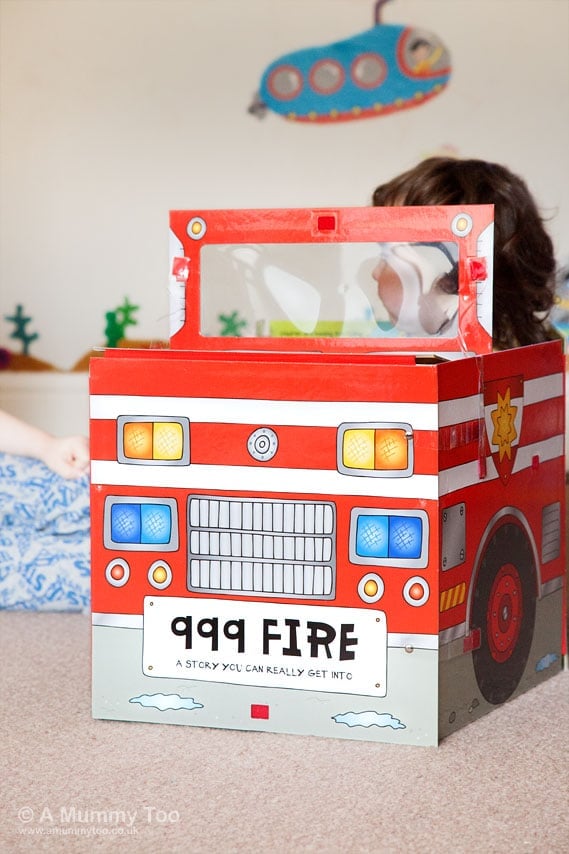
[372,157,557,349]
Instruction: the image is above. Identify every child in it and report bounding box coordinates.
[0,409,89,478]
[371,156,559,350]
[370,241,459,338]
[0,410,91,611]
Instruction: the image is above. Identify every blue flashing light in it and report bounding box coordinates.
[356,515,389,558]
[111,503,141,544]
[110,502,172,545]
[389,515,422,559]
[356,513,422,560]
[140,504,172,544]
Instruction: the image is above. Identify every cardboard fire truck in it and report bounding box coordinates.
[90,205,566,746]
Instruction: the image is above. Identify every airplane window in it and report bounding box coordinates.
[351,53,386,88]
[267,65,303,100]
[309,60,345,94]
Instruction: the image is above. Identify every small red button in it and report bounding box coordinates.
[251,704,270,720]
[468,257,488,281]
[317,215,336,231]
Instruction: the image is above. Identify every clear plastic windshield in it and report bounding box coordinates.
[200,241,459,340]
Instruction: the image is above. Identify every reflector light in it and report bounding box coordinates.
[357,572,385,604]
[364,578,378,596]
[105,558,130,587]
[154,422,184,460]
[187,216,207,240]
[148,560,173,590]
[338,422,412,477]
[152,566,168,584]
[118,416,190,466]
[123,421,184,461]
[403,576,430,607]
[123,422,153,459]
[375,429,409,470]
[408,582,424,600]
[451,212,473,237]
[343,428,375,469]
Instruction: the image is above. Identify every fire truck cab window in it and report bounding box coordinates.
[200,241,459,341]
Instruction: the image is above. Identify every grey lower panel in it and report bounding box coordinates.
[439,588,564,739]
[92,589,564,747]
[92,625,439,746]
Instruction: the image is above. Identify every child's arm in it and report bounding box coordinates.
[0,409,89,479]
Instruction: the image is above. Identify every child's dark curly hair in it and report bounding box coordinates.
[372,157,557,349]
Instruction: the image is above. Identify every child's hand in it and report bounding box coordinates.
[42,435,90,479]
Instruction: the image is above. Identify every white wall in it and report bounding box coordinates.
[1,0,568,369]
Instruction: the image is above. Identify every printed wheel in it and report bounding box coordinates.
[471,520,536,705]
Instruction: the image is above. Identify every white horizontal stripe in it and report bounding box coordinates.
[439,622,467,646]
[439,459,486,496]
[387,633,438,650]
[541,577,564,597]
[90,394,439,431]
[90,460,439,500]
[439,435,564,495]
[92,613,143,629]
[512,435,565,473]
[91,371,563,432]
[91,430,562,500]
[438,372,564,427]
[89,371,564,435]
[524,372,564,405]
[439,394,481,426]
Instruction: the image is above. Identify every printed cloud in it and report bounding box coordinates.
[332,711,406,730]
[536,653,559,672]
[129,693,204,712]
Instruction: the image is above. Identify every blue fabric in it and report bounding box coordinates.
[0,452,90,610]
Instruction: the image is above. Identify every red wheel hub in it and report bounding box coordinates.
[486,563,523,663]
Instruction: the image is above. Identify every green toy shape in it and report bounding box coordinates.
[4,304,39,356]
[218,310,247,337]
[104,297,140,347]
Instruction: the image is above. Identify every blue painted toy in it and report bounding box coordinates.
[249,0,451,122]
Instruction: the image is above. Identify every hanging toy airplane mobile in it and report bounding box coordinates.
[249,0,451,123]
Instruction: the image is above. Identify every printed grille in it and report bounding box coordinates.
[541,502,561,564]
[188,496,336,599]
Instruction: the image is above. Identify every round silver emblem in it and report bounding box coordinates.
[247,427,278,461]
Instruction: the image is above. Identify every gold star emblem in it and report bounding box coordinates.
[490,388,518,461]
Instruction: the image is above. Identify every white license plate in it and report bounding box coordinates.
[143,596,386,697]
